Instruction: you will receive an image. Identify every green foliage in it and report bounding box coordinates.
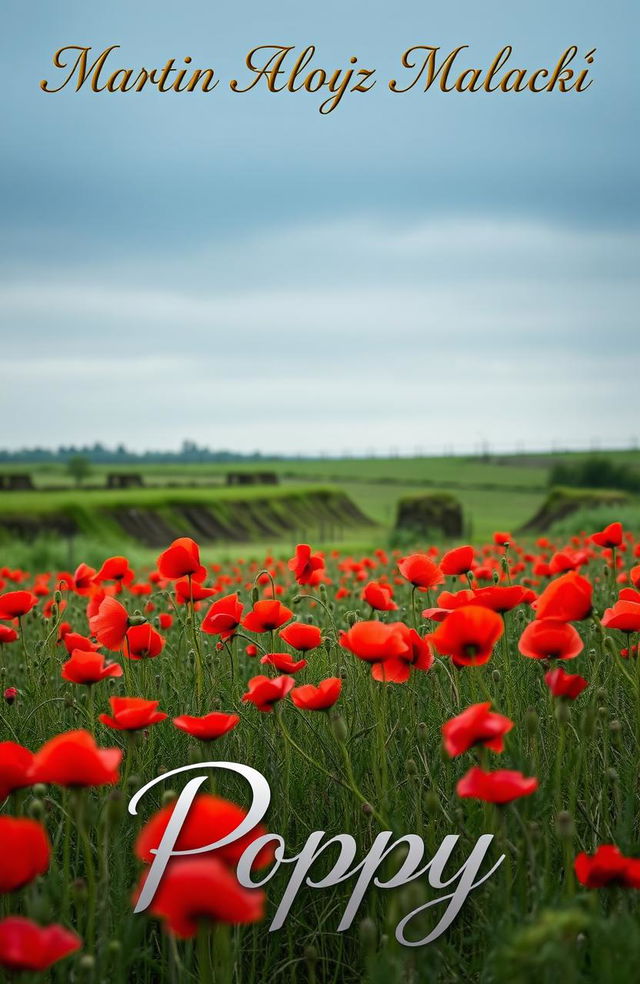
[66,454,92,487]
[549,456,640,493]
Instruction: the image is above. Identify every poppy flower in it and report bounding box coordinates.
[0,918,81,973]
[428,606,504,667]
[456,767,538,803]
[591,523,624,549]
[574,845,640,888]
[339,621,408,665]
[94,556,135,587]
[137,857,265,937]
[0,591,38,620]
[30,730,122,787]
[470,585,532,614]
[201,593,244,639]
[442,702,514,757]
[544,667,589,699]
[290,677,342,710]
[372,623,434,683]
[172,712,240,741]
[288,544,324,585]
[0,817,50,892]
[135,793,271,868]
[61,649,123,686]
[89,596,130,651]
[158,612,173,630]
[398,554,444,591]
[362,581,398,611]
[278,621,322,652]
[601,600,640,633]
[242,601,293,634]
[62,631,100,655]
[440,545,475,576]
[157,537,207,582]
[0,742,34,801]
[174,578,216,604]
[260,652,307,673]
[72,563,96,595]
[3,687,18,705]
[0,626,18,645]
[493,532,511,546]
[241,674,295,711]
[98,697,167,731]
[125,623,165,660]
[518,619,584,661]
[533,572,593,622]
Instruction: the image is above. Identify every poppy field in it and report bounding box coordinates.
[1,522,640,983]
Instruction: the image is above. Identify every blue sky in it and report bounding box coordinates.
[1,1,638,454]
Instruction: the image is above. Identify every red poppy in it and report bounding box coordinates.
[4,687,18,704]
[398,554,444,590]
[591,522,623,549]
[533,572,593,622]
[98,697,167,731]
[601,600,640,633]
[62,631,100,655]
[158,538,207,582]
[172,712,240,740]
[174,578,216,604]
[362,581,398,611]
[442,702,514,757]
[0,918,81,973]
[339,621,408,665]
[574,845,640,888]
[456,766,538,803]
[493,532,511,546]
[0,742,34,800]
[201,593,244,639]
[518,618,584,661]
[94,556,135,587]
[291,677,342,710]
[0,817,50,892]
[89,596,130,650]
[61,649,123,686]
[30,730,122,787]
[0,591,38,620]
[278,622,322,652]
[440,545,475,576]
[125,623,165,660]
[72,563,96,595]
[158,612,173,630]
[428,606,504,667]
[470,585,532,613]
[544,667,589,699]
[372,623,434,683]
[241,674,295,711]
[137,857,265,937]
[288,544,325,585]
[242,600,293,633]
[135,793,271,868]
[260,652,307,673]
[0,626,18,645]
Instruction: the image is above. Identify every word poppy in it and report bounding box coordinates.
[98,697,167,731]
[242,600,293,633]
[0,817,50,892]
[456,767,538,803]
[241,674,295,711]
[172,711,240,740]
[544,667,589,699]
[61,649,123,686]
[518,619,583,661]
[0,918,81,973]
[30,729,122,787]
[428,606,504,667]
[442,702,514,757]
[291,677,342,710]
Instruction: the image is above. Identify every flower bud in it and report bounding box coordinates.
[330,715,348,744]
[359,916,377,951]
[555,810,575,838]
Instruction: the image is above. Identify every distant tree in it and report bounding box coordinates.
[66,454,92,487]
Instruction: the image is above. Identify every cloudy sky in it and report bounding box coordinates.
[1,1,638,455]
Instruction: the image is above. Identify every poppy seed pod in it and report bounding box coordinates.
[555,810,575,838]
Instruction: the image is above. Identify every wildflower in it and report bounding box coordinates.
[533,572,593,622]
[518,618,584,660]
[440,545,475,576]
[30,730,122,787]
[242,600,293,633]
[201,593,244,639]
[0,817,50,892]
[279,621,322,651]
[0,918,81,973]
[544,667,589,699]
[428,606,504,667]
[241,674,295,711]
[288,544,325,585]
[172,712,240,740]
[398,554,444,590]
[61,649,123,685]
[442,703,513,757]
[260,652,307,673]
[157,537,207,582]
[574,845,640,888]
[89,596,130,650]
[125,623,165,660]
[0,591,38,620]
[0,742,34,800]
[291,677,342,711]
[98,697,167,731]
[456,767,538,803]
